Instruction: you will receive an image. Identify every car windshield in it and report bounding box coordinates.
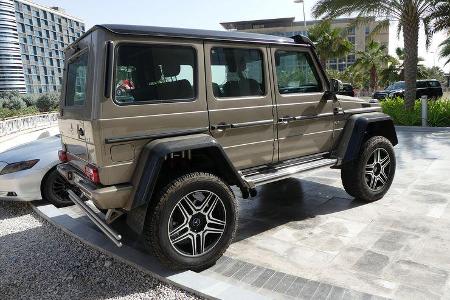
[385,82,405,91]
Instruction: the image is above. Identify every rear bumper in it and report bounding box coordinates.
[57,163,132,210]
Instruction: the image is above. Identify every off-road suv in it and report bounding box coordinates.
[57,25,398,270]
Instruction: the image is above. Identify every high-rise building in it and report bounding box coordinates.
[221,17,390,72]
[0,0,85,94]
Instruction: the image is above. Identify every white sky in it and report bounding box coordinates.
[35,0,449,72]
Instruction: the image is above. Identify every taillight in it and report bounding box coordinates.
[84,164,100,184]
[58,150,68,162]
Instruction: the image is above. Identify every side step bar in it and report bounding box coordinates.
[243,158,337,187]
[68,190,123,247]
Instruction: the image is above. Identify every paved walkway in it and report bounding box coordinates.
[205,128,450,299]
[31,127,450,299]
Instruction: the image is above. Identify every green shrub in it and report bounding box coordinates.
[21,94,38,107]
[36,92,59,112]
[0,106,39,120]
[381,97,450,127]
[2,96,26,110]
[0,91,20,101]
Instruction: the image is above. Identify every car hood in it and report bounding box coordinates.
[0,135,61,164]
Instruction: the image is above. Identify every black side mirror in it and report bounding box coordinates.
[329,78,343,93]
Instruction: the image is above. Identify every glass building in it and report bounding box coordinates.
[221,17,389,72]
[0,0,85,94]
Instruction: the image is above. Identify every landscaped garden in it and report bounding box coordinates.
[0,91,59,119]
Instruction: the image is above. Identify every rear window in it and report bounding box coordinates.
[65,50,88,106]
[114,44,196,104]
[428,81,441,88]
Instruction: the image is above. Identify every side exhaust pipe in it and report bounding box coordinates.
[67,190,123,247]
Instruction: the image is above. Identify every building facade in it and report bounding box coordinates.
[221,17,390,72]
[0,0,85,94]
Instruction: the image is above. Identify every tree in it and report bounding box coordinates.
[313,0,436,110]
[350,41,393,91]
[439,37,450,66]
[307,20,353,68]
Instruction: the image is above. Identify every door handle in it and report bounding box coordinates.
[78,127,85,137]
[278,116,295,124]
[212,122,233,132]
[333,107,344,115]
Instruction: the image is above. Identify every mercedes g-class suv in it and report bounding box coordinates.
[57,24,398,270]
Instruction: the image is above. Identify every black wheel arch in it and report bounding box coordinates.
[332,112,398,167]
[130,134,249,211]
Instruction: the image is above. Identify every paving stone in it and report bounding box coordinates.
[385,260,448,293]
[261,271,285,291]
[232,262,254,281]
[273,274,296,293]
[326,286,345,299]
[394,285,440,300]
[353,250,390,275]
[251,268,275,288]
[311,283,333,299]
[222,260,246,277]
[241,265,265,285]
[298,280,320,299]
[285,277,308,297]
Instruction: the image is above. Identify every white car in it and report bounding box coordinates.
[0,135,74,207]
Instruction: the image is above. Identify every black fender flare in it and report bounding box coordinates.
[333,112,398,167]
[129,133,249,210]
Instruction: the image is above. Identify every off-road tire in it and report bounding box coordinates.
[341,136,396,202]
[42,169,74,208]
[142,172,238,271]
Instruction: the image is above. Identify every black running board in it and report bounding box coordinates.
[243,158,336,187]
[68,190,123,247]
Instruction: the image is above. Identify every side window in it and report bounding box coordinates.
[114,44,196,104]
[210,47,265,98]
[428,81,441,88]
[275,51,323,94]
[65,50,88,106]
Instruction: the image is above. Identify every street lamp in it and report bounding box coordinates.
[294,0,307,34]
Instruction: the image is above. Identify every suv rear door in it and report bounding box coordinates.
[204,43,276,170]
[270,46,335,161]
[59,38,92,170]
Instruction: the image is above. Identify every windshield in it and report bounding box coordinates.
[385,82,405,91]
[65,51,88,106]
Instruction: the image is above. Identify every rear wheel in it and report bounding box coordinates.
[42,169,74,208]
[143,172,237,271]
[341,136,396,202]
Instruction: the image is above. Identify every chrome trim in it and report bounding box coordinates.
[344,107,382,115]
[67,190,123,247]
[104,127,209,144]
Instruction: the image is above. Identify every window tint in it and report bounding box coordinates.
[428,81,441,88]
[210,48,265,98]
[114,44,196,104]
[417,81,428,88]
[275,51,322,94]
[65,51,88,106]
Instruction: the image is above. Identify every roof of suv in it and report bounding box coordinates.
[96,24,298,45]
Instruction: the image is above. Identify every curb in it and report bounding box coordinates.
[31,202,266,300]
[395,126,450,132]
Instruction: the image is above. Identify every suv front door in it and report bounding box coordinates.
[205,43,276,170]
[271,47,335,162]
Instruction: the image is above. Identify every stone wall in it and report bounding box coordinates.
[0,113,58,138]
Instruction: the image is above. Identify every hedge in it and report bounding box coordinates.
[381,97,450,127]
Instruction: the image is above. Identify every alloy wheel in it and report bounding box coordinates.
[364,148,391,191]
[168,190,226,257]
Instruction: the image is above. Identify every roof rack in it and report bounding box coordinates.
[291,35,315,48]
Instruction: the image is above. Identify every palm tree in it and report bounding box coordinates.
[350,41,393,91]
[439,37,450,65]
[307,20,353,68]
[312,0,436,110]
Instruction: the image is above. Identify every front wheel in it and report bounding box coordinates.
[143,172,237,271]
[42,169,75,208]
[341,136,396,202]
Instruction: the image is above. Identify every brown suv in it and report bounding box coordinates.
[57,25,398,270]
